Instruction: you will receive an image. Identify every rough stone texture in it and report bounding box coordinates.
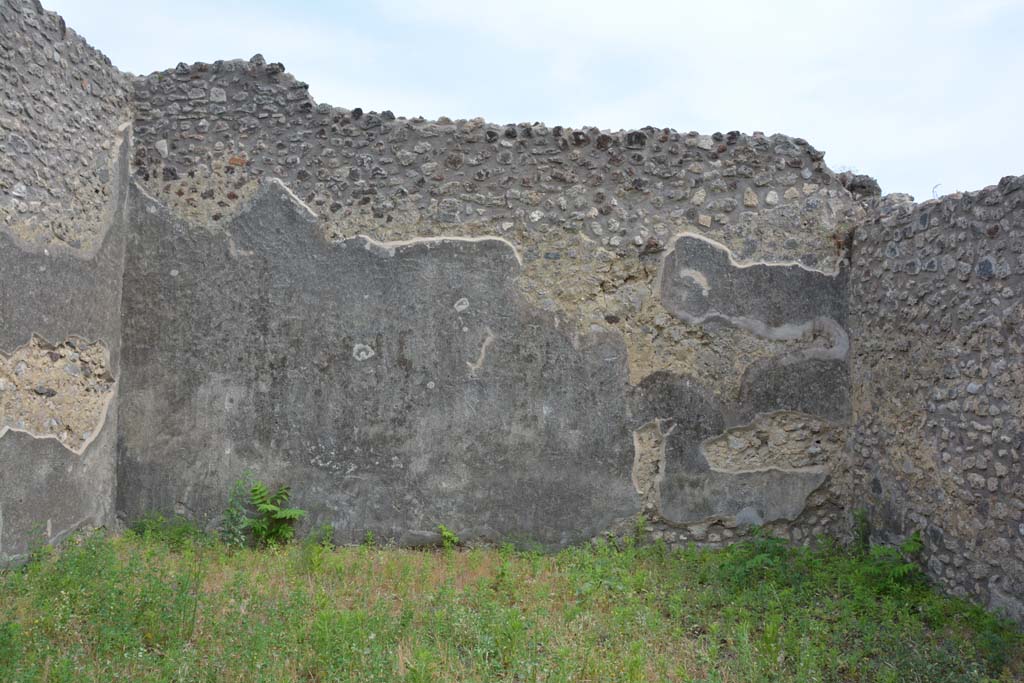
[0,335,114,453]
[0,0,131,252]
[849,175,1024,623]
[703,413,844,473]
[2,0,1020,624]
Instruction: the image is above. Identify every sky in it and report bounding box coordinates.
[46,0,1024,202]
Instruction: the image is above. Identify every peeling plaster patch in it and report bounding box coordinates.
[622,300,832,398]
[659,464,830,527]
[702,412,844,473]
[651,232,851,406]
[632,371,837,529]
[0,335,115,454]
[660,234,848,337]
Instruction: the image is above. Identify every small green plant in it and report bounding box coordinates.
[295,524,335,574]
[720,528,790,587]
[863,531,926,594]
[246,481,307,547]
[437,524,460,551]
[130,512,210,551]
[362,530,376,547]
[25,523,53,565]
[219,476,251,549]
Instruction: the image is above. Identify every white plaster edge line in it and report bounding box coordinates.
[355,234,524,268]
[667,231,844,277]
[135,176,527,268]
[672,312,850,360]
[705,463,831,476]
[131,176,164,205]
[265,177,318,219]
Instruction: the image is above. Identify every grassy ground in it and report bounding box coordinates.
[0,521,1020,682]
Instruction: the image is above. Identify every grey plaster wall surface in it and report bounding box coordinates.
[849,175,1024,622]
[117,181,639,548]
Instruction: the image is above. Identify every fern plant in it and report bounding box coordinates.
[246,481,307,547]
[863,531,925,594]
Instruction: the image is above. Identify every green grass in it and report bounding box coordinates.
[0,523,1020,682]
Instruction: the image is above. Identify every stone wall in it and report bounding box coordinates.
[0,0,131,561]
[118,55,863,548]
[1,0,1021,624]
[849,176,1024,622]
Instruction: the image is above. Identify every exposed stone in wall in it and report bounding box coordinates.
[619,229,854,545]
[0,0,131,252]
[130,58,865,400]
[0,335,114,453]
[703,412,844,472]
[131,58,860,264]
[849,175,1024,622]
[629,412,844,542]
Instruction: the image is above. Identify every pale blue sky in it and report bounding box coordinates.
[48,0,1024,201]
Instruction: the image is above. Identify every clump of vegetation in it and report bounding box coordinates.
[217,477,307,548]
[132,512,213,551]
[437,524,460,552]
[246,481,307,547]
[0,523,1019,682]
